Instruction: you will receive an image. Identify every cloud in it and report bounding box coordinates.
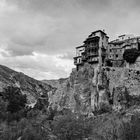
[0,0,60,56]
[0,49,74,80]
[7,0,110,15]
[0,0,140,79]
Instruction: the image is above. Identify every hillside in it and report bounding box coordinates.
[0,65,53,107]
[1,64,140,140]
[42,78,68,88]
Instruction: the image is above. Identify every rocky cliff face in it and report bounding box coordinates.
[1,63,139,114]
[0,65,53,107]
[43,63,110,114]
[44,63,140,115]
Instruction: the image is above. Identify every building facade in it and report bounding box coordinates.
[74,30,109,70]
[74,30,140,69]
[107,35,140,67]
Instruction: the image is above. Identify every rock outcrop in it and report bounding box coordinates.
[44,63,140,115]
[43,63,110,114]
[112,86,129,111]
[0,63,140,114]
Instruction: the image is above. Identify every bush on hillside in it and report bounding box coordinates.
[3,86,27,113]
[52,114,92,140]
[0,86,27,122]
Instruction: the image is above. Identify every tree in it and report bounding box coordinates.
[52,114,92,140]
[123,48,140,64]
[0,97,7,120]
[3,86,27,113]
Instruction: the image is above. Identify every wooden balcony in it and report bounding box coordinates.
[86,46,99,51]
[87,57,99,63]
[87,52,99,57]
[74,56,83,65]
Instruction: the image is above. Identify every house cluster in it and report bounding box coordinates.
[74,30,140,70]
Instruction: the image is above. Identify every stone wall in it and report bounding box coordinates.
[103,67,140,96]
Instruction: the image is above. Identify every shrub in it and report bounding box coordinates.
[0,116,52,140]
[122,113,140,140]
[5,86,27,113]
[52,114,92,140]
[0,86,27,122]
[0,97,8,120]
[123,48,140,64]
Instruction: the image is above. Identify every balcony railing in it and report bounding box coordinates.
[74,57,83,65]
[86,46,99,51]
[87,57,99,63]
[87,52,99,57]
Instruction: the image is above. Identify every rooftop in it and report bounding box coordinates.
[91,30,107,35]
[84,36,99,43]
[76,45,85,49]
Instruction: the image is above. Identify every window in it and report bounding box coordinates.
[116,54,118,58]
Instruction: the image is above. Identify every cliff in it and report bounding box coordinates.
[44,63,140,115]
[1,63,139,114]
[43,63,110,114]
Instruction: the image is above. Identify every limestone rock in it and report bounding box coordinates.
[43,64,140,114]
[112,86,129,111]
[44,63,110,114]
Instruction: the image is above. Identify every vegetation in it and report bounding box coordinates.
[52,114,92,140]
[0,86,140,140]
[5,87,27,113]
[123,48,140,64]
[0,86,27,122]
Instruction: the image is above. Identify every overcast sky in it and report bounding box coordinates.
[0,0,140,80]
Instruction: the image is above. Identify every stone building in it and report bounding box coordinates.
[74,30,140,69]
[74,45,85,68]
[107,34,140,67]
[74,30,109,70]
[107,43,124,67]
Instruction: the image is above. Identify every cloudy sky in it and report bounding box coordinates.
[0,0,140,80]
